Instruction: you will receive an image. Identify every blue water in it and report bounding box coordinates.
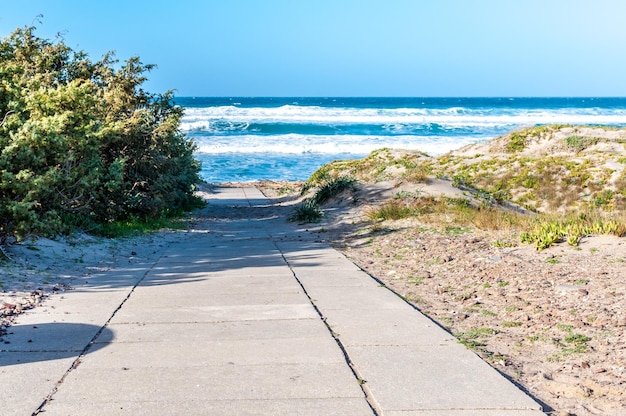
[174,97,626,183]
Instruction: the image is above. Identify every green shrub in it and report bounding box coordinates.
[294,176,357,223]
[291,199,323,223]
[506,132,527,152]
[0,26,201,241]
[367,199,417,221]
[565,135,600,152]
[310,176,356,205]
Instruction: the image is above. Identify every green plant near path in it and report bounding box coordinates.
[0,26,202,242]
[293,176,357,223]
[520,211,626,250]
[456,327,499,350]
[548,324,592,361]
[310,176,356,205]
[506,132,527,152]
[291,199,323,223]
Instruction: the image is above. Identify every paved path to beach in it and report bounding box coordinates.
[1,187,545,415]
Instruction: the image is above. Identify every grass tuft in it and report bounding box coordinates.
[294,176,357,223]
[291,199,323,223]
[310,176,356,205]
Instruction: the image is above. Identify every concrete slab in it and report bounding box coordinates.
[15,288,130,317]
[383,411,545,416]
[49,363,365,402]
[155,255,287,269]
[135,274,303,295]
[102,319,325,343]
[349,344,542,413]
[322,309,456,347]
[42,397,374,416]
[293,269,383,287]
[0,353,76,415]
[108,303,319,324]
[80,336,345,368]
[120,289,309,308]
[304,284,410,311]
[1,321,113,352]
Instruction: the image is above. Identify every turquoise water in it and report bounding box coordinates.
[175,97,626,183]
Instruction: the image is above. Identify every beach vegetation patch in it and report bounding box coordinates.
[291,198,323,223]
[310,176,357,205]
[506,132,527,152]
[295,175,357,223]
[565,135,600,153]
[520,211,626,250]
[456,327,499,350]
[305,148,431,185]
[367,199,419,221]
[0,26,202,242]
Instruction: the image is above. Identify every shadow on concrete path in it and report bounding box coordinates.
[0,322,113,366]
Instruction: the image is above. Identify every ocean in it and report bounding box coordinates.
[175,97,626,183]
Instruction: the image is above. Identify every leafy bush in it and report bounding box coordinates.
[0,26,202,241]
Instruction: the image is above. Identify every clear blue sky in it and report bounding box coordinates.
[2,0,625,97]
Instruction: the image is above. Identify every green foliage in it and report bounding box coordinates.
[506,132,527,152]
[565,135,600,152]
[520,212,626,250]
[304,148,431,185]
[368,199,420,221]
[294,176,357,223]
[91,204,201,238]
[548,324,592,361]
[455,327,498,349]
[291,199,323,223]
[0,26,202,241]
[591,190,614,208]
[310,176,356,205]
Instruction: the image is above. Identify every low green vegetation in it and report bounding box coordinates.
[305,148,432,185]
[0,26,202,242]
[367,194,525,233]
[291,199,323,223]
[565,135,600,152]
[548,324,592,361]
[309,176,356,205]
[506,131,527,152]
[293,176,357,223]
[91,209,196,238]
[456,327,499,349]
[520,212,626,250]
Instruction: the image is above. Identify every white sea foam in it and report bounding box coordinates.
[181,105,626,133]
[193,134,482,156]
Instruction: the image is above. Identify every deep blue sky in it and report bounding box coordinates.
[2,0,626,97]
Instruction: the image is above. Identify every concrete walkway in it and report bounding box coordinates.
[0,187,546,415]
